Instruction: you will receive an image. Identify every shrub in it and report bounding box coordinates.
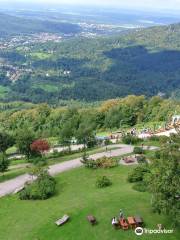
[154,150,161,159]
[136,155,147,164]
[159,136,169,144]
[84,159,98,169]
[19,169,56,200]
[127,165,150,183]
[149,135,160,141]
[122,134,141,145]
[83,156,118,169]
[133,147,144,154]
[132,182,147,192]
[0,154,9,175]
[96,176,112,188]
[149,135,168,144]
[81,151,89,164]
[31,156,47,166]
[30,139,50,156]
[96,156,119,168]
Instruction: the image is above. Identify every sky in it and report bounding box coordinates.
[0,0,180,11]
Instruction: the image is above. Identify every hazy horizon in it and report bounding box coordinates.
[0,0,180,13]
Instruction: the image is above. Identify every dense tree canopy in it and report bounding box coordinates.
[0,132,14,153]
[1,23,180,103]
[16,129,35,159]
[148,134,180,226]
[0,96,179,140]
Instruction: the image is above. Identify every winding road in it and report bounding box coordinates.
[0,144,157,198]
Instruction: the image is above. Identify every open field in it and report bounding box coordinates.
[0,166,178,240]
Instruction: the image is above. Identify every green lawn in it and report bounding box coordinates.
[33,83,59,93]
[30,52,52,60]
[0,169,27,183]
[0,166,178,240]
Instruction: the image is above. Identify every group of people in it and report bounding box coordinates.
[111,209,124,226]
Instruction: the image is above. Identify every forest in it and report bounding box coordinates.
[0,95,179,138]
[0,22,180,103]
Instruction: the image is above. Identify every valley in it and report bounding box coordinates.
[0,4,179,240]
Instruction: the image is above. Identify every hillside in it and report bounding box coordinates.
[0,21,180,103]
[0,13,81,36]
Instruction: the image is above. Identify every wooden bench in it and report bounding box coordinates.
[55,215,70,226]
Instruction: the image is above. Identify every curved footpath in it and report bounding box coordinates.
[0,144,158,198]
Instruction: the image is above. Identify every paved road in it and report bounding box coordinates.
[0,144,157,198]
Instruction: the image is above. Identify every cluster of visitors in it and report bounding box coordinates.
[111,209,124,227]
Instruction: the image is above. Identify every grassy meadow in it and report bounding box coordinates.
[0,165,178,240]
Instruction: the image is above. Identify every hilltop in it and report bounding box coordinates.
[0,13,81,37]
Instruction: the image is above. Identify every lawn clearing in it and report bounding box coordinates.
[0,169,27,183]
[0,166,178,240]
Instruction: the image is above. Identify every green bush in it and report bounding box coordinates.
[83,156,118,169]
[127,165,150,183]
[137,155,147,164]
[19,169,56,200]
[84,159,98,169]
[31,156,47,166]
[132,181,147,192]
[96,176,112,188]
[133,147,144,154]
[154,150,161,159]
[122,134,141,145]
[149,135,168,144]
[149,135,160,141]
[96,156,119,168]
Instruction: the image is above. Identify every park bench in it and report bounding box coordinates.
[87,215,97,225]
[55,215,70,226]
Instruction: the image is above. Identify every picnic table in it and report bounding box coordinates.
[127,217,136,228]
[87,215,97,225]
[134,216,143,226]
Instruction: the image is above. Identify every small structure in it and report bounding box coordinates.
[55,215,70,226]
[87,215,97,225]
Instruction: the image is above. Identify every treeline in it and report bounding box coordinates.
[0,95,179,137]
